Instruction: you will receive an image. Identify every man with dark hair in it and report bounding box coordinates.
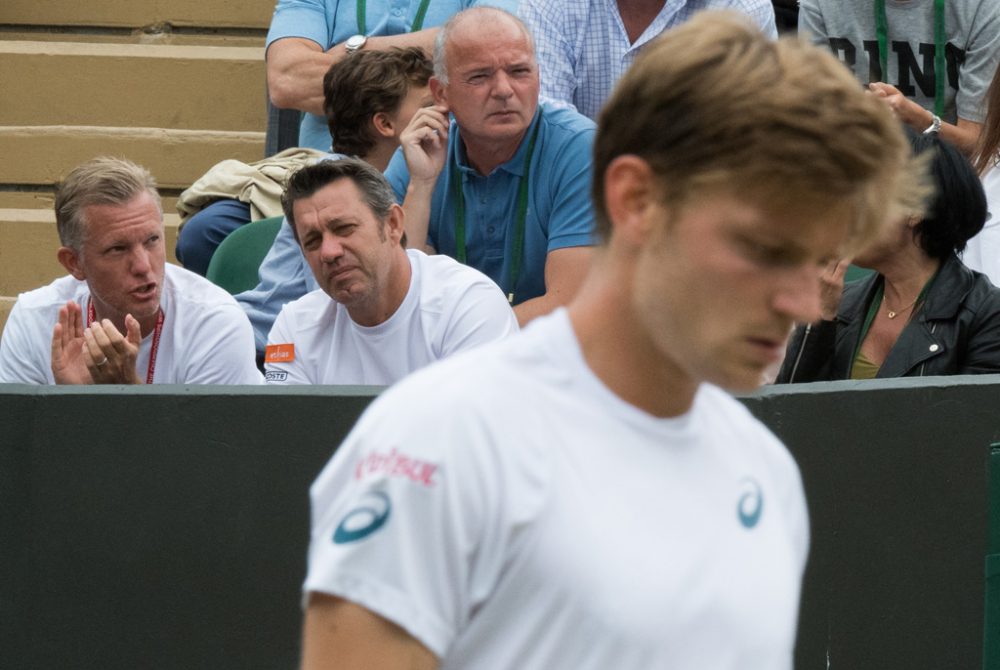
[0,157,260,385]
[263,158,516,385]
[236,49,435,354]
[298,11,922,669]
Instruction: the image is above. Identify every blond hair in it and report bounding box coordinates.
[593,11,928,254]
[55,156,161,252]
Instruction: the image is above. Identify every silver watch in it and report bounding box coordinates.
[345,34,368,53]
[923,113,942,135]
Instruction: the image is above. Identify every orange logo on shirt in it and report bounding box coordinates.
[265,343,295,363]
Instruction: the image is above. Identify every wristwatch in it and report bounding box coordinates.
[923,113,942,135]
[345,34,368,53]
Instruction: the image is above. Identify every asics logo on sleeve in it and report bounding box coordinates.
[333,491,391,544]
[737,478,764,529]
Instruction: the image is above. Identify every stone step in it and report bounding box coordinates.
[0,125,264,190]
[0,208,182,297]
[0,295,14,339]
[0,191,55,210]
[0,191,179,214]
[0,0,275,30]
[0,29,264,49]
[0,40,266,132]
[0,193,182,218]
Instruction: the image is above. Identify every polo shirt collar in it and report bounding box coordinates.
[453,105,543,178]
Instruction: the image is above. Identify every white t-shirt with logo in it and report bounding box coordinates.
[264,249,518,385]
[305,309,809,669]
[0,264,262,384]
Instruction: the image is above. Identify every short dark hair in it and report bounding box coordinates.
[323,47,432,157]
[908,129,987,259]
[282,158,405,247]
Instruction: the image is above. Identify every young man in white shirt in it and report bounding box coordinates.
[264,158,516,385]
[298,11,923,669]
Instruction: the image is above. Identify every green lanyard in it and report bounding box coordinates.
[875,0,946,117]
[450,110,543,304]
[357,0,433,34]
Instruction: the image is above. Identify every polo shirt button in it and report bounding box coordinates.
[393,8,403,16]
[929,344,939,352]
[487,226,495,234]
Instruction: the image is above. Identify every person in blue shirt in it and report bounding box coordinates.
[385,6,596,325]
[266,0,519,152]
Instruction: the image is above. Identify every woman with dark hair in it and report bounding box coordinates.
[778,130,1000,381]
[963,63,1000,284]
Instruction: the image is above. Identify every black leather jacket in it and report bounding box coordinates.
[777,255,1000,382]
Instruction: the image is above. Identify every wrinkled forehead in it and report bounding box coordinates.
[81,190,164,238]
[446,14,534,66]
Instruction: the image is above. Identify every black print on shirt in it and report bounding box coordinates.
[826,38,966,97]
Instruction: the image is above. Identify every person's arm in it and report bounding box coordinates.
[300,594,439,670]
[513,119,597,326]
[957,283,1000,374]
[513,246,592,326]
[267,30,441,116]
[868,83,982,156]
[396,106,450,254]
[796,0,828,45]
[437,273,519,357]
[0,299,58,384]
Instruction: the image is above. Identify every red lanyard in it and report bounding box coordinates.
[87,299,164,384]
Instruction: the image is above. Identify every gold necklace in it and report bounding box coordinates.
[884,293,921,319]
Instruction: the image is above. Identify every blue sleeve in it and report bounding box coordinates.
[543,123,597,251]
[266,0,334,50]
[384,148,411,204]
[235,219,318,353]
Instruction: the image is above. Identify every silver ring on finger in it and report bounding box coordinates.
[96,357,109,367]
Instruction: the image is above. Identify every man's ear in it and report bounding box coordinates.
[429,76,447,106]
[385,204,406,246]
[57,246,86,280]
[602,155,658,246]
[371,112,396,139]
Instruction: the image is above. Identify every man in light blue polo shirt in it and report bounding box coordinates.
[266,0,519,152]
[385,7,596,324]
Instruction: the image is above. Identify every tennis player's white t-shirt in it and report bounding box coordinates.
[0,264,261,384]
[305,309,810,669]
[264,249,518,385]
